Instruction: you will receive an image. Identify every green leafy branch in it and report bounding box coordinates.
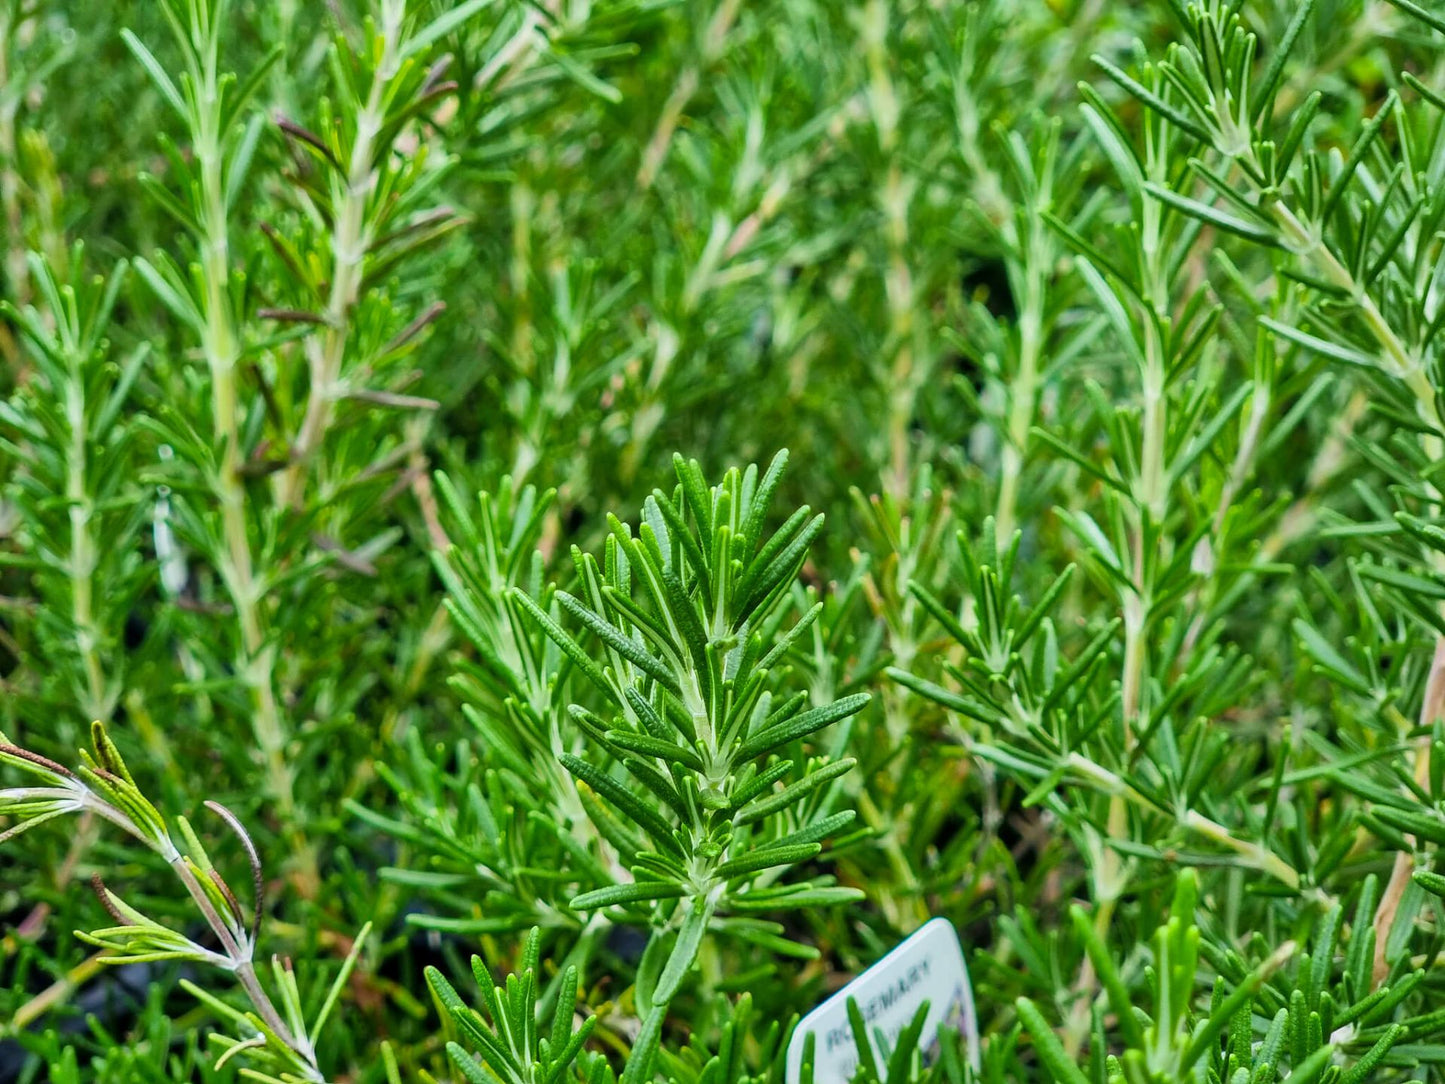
[508,452,869,1051]
[0,721,368,1083]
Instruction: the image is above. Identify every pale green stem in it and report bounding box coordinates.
[635,0,738,189]
[1265,200,1442,445]
[995,284,1043,548]
[65,373,106,721]
[1183,811,1301,891]
[191,42,294,825]
[0,8,27,314]
[1065,753,1304,891]
[1070,189,1171,1056]
[881,159,919,498]
[276,6,402,508]
[5,953,108,1035]
[1179,374,1273,658]
[995,167,1053,547]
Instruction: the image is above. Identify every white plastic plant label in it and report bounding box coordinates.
[785,917,980,1084]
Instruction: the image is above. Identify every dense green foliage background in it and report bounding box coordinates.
[7,0,1445,1081]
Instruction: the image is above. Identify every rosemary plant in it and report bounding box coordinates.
[9,1,1445,1083]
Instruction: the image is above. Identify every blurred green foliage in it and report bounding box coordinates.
[6,0,1445,1082]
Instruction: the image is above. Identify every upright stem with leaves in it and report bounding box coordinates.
[122,0,470,860]
[123,0,293,821]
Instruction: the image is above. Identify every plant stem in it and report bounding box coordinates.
[1373,638,1445,982]
[1064,753,1305,890]
[276,4,403,509]
[994,165,1051,548]
[5,952,107,1035]
[0,5,28,318]
[1260,389,1367,560]
[995,280,1042,548]
[858,788,926,929]
[637,68,700,192]
[1068,192,1172,1054]
[860,0,922,500]
[169,850,316,1070]
[190,34,296,834]
[635,0,738,190]
[1262,189,1445,967]
[1101,313,1167,895]
[65,366,107,721]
